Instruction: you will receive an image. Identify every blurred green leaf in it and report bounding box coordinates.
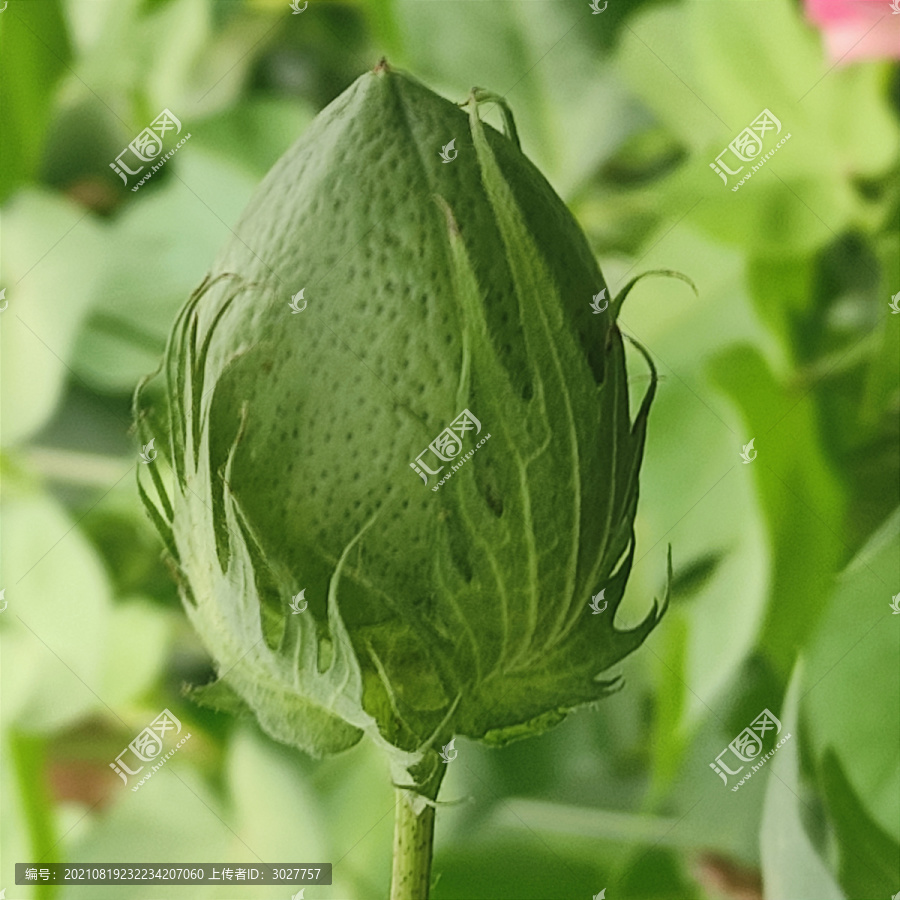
[70,151,256,393]
[361,0,404,60]
[310,739,395,897]
[746,254,816,358]
[803,507,900,841]
[668,551,723,600]
[40,98,129,201]
[492,797,731,851]
[65,759,233,900]
[190,98,315,177]
[394,0,644,196]
[0,0,71,202]
[611,228,771,734]
[1,733,45,900]
[64,0,271,139]
[78,488,181,606]
[226,729,337,881]
[759,662,844,900]
[746,234,898,551]
[100,600,173,708]
[709,344,847,675]
[433,836,597,900]
[649,611,687,790]
[1,478,117,731]
[0,190,104,445]
[617,0,900,254]
[820,749,900,900]
[72,0,211,119]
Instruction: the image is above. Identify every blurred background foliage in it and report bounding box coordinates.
[1,0,898,898]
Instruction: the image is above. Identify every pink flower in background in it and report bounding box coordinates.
[804,0,900,63]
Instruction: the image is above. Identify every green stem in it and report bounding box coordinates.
[9,730,60,900]
[390,788,438,900]
[389,760,447,900]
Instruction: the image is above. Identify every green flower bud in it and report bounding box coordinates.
[136,63,669,794]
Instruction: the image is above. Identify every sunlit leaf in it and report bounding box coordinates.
[1,480,115,732]
[0,190,104,445]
